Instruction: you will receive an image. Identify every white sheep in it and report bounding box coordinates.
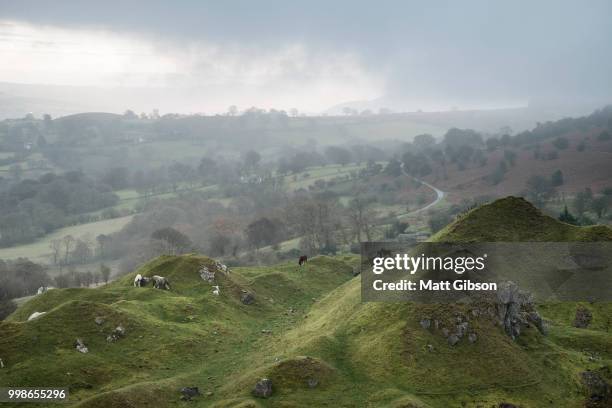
[212,285,220,296]
[133,274,142,287]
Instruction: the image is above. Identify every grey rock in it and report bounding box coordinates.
[573,307,592,329]
[94,316,105,326]
[74,338,88,353]
[496,281,545,340]
[252,378,273,398]
[180,387,200,401]
[107,325,126,343]
[199,266,215,282]
[420,318,431,329]
[114,325,126,336]
[307,378,318,388]
[448,334,460,346]
[441,328,450,338]
[455,322,469,338]
[468,333,478,343]
[241,292,255,305]
[580,370,610,404]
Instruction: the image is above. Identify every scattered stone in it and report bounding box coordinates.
[426,344,435,352]
[574,307,593,329]
[498,403,517,408]
[27,311,46,321]
[206,391,213,397]
[180,387,200,401]
[580,370,610,406]
[252,378,273,398]
[307,378,318,388]
[107,325,126,343]
[199,265,215,282]
[468,333,478,343]
[241,292,255,305]
[441,328,450,338]
[94,316,105,326]
[420,318,431,329]
[448,334,460,346]
[433,319,440,329]
[74,338,88,353]
[261,329,272,335]
[0,358,4,368]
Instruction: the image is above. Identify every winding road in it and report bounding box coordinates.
[399,166,446,217]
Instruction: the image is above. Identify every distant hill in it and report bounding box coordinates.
[1,198,611,407]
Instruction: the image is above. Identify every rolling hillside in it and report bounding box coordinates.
[1,198,611,407]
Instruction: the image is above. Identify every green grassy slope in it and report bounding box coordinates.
[1,198,611,407]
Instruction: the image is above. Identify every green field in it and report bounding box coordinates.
[0,216,133,263]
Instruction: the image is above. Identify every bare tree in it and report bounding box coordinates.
[347,195,376,242]
[62,235,76,265]
[49,239,62,265]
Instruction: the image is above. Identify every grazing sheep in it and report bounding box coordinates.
[152,275,171,290]
[298,255,308,266]
[133,274,143,287]
[212,285,220,296]
[28,311,46,321]
[134,274,152,287]
[37,286,47,295]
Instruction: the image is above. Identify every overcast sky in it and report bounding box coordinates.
[1,0,611,113]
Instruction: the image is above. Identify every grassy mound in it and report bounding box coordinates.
[431,196,612,242]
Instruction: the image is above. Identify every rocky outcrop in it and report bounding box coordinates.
[199,265,215,282]
[495,281,546,340]
[418,282,547,344]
